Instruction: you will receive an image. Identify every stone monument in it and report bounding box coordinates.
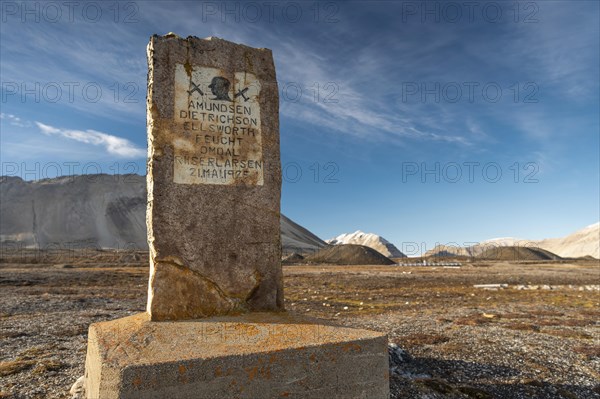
[83,35,389,398]
[145,34,283,321]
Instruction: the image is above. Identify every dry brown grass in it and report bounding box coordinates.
[17,346,48,360]
[579,310,600,317]
[528,310,564,317]
[560,318,596,327]
[499,312,530,319]
[454,314,495,326]
[543,329,593,339]
[32,359,65,374]
[416,378,455,394]
[400,333,450,346]
[457,386,493,399]
[555,388,580,399]
[574,345,600,359]
[0,360,36,376]
[0,330,27,339]
[504,323,541,332]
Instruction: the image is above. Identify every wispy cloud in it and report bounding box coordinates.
[137,5,475,147]
[0,18,147,121]
[35,122,145,158]
[270,32,473,146]
[1,1,596,153]
[0,113,32,128]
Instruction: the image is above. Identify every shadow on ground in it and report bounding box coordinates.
[390,354,600,399]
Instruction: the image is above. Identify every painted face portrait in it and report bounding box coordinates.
[208,77,232,101]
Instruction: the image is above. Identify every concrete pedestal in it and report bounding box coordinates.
[84,312,389,399]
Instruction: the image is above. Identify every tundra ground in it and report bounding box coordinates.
[0,250,598,398]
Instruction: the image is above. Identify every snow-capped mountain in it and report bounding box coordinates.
[327,230,405,258]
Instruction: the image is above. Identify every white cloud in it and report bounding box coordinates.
[0,113,32,128]
[36,122,145,158]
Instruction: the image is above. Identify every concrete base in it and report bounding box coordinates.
[84,312,389,399]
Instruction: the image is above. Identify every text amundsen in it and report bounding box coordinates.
[188,101,252,115]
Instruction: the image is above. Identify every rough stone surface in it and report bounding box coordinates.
[84,312,389,399]
[146,35,283,321]
[82,35,389,399]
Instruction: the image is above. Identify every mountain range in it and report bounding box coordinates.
[424,222,599,259]
[0,175,326,254]
[1,174,597,259]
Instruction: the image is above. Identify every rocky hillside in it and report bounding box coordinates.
[0,175,325,254]
[478,246,562,261]
[305,244,395,265]
[536,222,599,259]
[0,175,146,249]
[425,224,599,259]
[327,230,405,258]
[281,215,327,255]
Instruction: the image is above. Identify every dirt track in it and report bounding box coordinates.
[0,250,598,398]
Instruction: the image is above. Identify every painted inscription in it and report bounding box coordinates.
[173,64,263,185]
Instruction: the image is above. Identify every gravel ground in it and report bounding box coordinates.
[0,251,598,398]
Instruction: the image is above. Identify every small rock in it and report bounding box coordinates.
[70,375,85,399]
[388,342,412,373]
[54,264,75,269]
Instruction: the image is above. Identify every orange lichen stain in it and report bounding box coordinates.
[178,364,187,375]
[234,324,260,337]
[309,353,317,362]
[280,392,290,397]
[132,376,142,387]
[246,366,259,381]
[343,343,362,353]
[215,367,234,377]
[259,366,272,380]
[183,60,193,77]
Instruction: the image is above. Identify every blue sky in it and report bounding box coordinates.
[1,1,598,254]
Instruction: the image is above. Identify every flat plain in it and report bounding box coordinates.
[0,250,598,398]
